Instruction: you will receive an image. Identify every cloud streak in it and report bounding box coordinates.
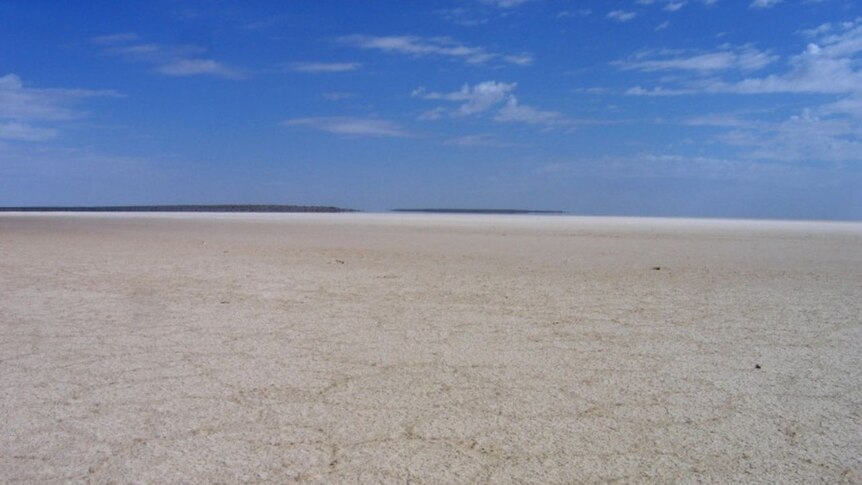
[477,0,534,8]
[616,45,777,73]
[623,19,862,96]
[0,73,120,142]
[0,73,120,121]
[92,33,245,79]
[413,80,572,128]
[444,134,520,147]
[750,0,782,9]
[0,122,57,141]
[340,35,532,66]
[607,10,637,22]
[287,62,362,73]
[281,117,413,137]
[412,81,517,116]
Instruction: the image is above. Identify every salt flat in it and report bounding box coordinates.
[1,213,860,483]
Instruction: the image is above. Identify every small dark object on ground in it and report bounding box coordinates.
[652,267,661,271]
[220,301,230,304]
[755,364,761,369]
[335,259,345,264]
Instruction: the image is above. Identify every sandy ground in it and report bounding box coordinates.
[1,213,861,484]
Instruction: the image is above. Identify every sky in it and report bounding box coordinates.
[1,0,861,219]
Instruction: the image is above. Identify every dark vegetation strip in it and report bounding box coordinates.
[0,205,355,213]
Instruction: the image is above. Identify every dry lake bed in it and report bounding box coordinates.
[1,213,861,484]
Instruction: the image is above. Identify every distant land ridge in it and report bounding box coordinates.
[0,205,355,213]
[392,208,565,215]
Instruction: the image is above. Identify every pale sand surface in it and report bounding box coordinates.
[1,213,861,483]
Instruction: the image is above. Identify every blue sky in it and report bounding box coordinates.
[1,0,861,219]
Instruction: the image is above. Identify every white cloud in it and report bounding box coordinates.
[157,59,244,79]
[616,45,776,73]
[494,97,568,126]
[445,134,519,147]
[412,81,517,116]
[281,117,413,137]
[287,62,362,73]
[0,73,120,121]
[418,107,447,120]
[633,0,717,13]
[557,9,592,19]
[619,19,862,165]
[503,54,534,66]
[536,154,820,185]
[719,110,862,162]
[607,10,637,22]
[438,7,489,27]
[92,33,244,79]
[414,80,571,128]
[625,86,694,96]
[0,122,57,141]
[477,0,533,7]
[684,113,764,129]
[714,21,862,95]
[322,92,354,101]
[620,19,862,99]
[0,74,120,144]
[801,22,834,38]
[340,35,532,66]
[750,0,782,8]
[819,95,862,118]
[439,0,534,27]
[90,32,140,45]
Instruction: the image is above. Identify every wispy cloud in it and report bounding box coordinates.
[616,45,777,73]
[157,59,244,79]
[0,122,57,141]
[281,117,413,137]
[622,18,862,97]
[619,18,862,165]
[750,0,782,9]
[0,73,120,121]
[413,80,571,128]
[0,73,120,142]
[322,92,354,101]
[92,33,245,79]
[718,110,862,162]
[340,35,532,66]
[536,153,838,187]
[494,97,569,126]
[716,24,862,95]
[90,32,140,45]
[445,134,520,147]
[476,0,534,7]
[287,62,362,73]
[625,86,694,96]
[683,113,765,129]
[607,10,637,22]
[438,0,537,26]
[557,9,593,19]
[634,0,720,11]
[412,81,517,116]
[437,7,491,27]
